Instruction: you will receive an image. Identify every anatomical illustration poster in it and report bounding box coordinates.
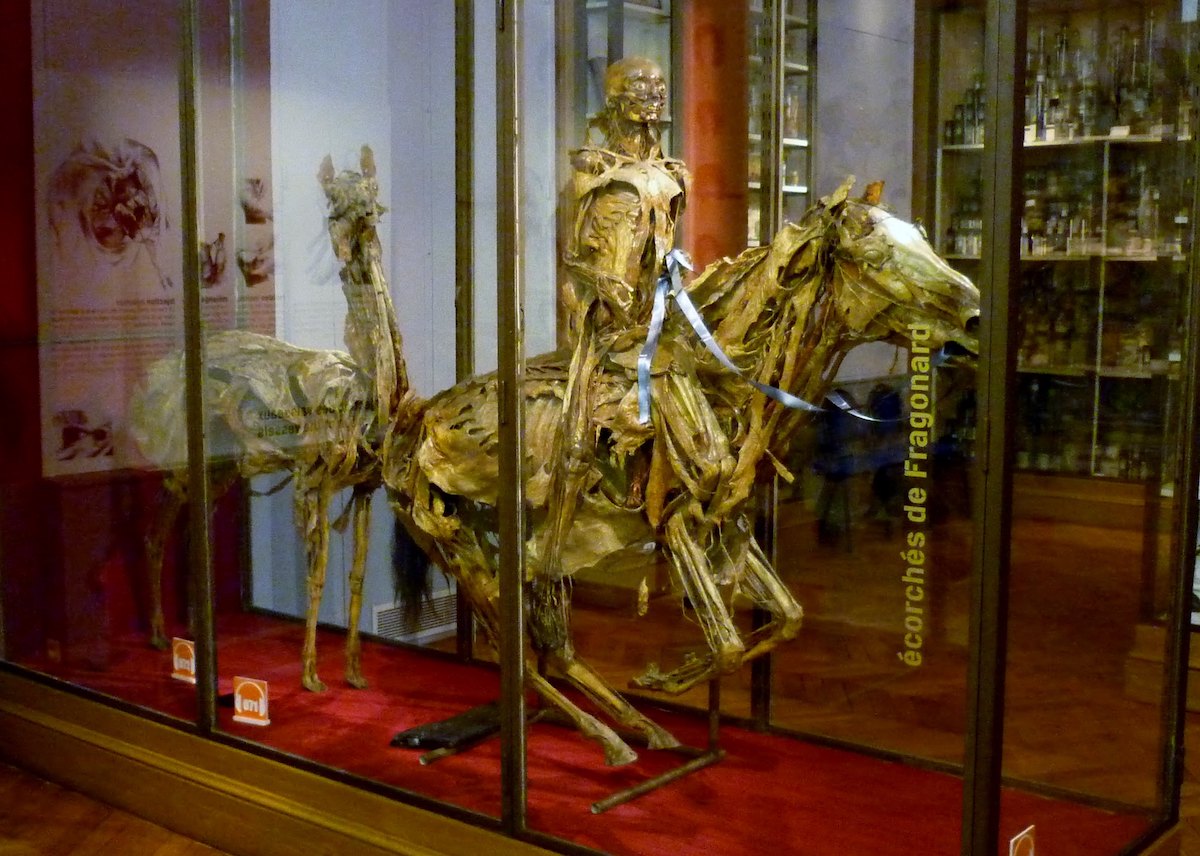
[32,0,274,476]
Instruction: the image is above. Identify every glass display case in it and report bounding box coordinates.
[0,2,1196,855]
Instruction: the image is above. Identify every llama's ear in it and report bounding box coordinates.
[317,155,334,185]
[863,180,884,205]
[822,175,855,209]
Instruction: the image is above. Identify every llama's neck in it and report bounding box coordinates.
[338,219,412,428]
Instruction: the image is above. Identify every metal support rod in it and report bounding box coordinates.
[706,678,721,751]
[591,750,725,815]
[1160,28,1200,822]
[761,0,786,238]
[177,0,216,734]
[454,0,477,660]
[593,677,725,814]
[961,2,1023,853]
[495,0,527,835]
[750,478,779,728]
[607,0,624,63]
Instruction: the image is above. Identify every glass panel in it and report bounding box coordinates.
[539,3,974,853]
[1002,0,1188,848]
[0,0,199,723]
[758,10,975,852]
[195,1,503,820]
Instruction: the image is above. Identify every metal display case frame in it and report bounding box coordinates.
[0,2,1196,854]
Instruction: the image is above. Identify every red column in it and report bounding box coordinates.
[0,1,39,484]
[680,3,749,273]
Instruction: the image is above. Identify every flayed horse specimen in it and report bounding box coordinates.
[130,147,418,692]
[382,178,980,765]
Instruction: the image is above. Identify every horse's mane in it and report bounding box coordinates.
[673,201,834,373]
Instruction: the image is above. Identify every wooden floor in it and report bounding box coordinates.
[1178,708,1200,855]
[2,724,1200,855]
[0,762,227,855]
[4,487,1200,854]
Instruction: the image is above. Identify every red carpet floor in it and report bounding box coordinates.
[12,610,1154,855]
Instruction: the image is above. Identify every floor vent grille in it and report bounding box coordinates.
[372,589,457,645]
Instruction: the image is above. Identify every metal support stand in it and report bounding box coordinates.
[397,678,726,811]
[590,679,726,814]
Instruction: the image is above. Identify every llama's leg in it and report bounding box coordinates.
[298,485,332,692]
[632,510,743,694]
[146,474,187,649]
[344,487,373,689]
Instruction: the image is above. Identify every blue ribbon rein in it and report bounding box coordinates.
[635,248,949,425]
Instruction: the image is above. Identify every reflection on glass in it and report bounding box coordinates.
[0,0,202,722]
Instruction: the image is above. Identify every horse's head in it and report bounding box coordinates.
[821,177,979,355]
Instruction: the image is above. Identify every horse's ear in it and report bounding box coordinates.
[821,175,856,209]
[863,180,884,205]
[360,145,376,178]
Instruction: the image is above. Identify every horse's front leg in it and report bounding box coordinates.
[729,520,803,662]
[634,516,803,694]
[632,509,744,694]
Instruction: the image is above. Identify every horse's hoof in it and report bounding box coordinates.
[646,727,682,751]
[630,662,666,690]
[149,633,169,651]
[604,740,638,767]
[346,672,369,690]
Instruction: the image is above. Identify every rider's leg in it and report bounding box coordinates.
[537,328,603,578]
[649,368,736,522]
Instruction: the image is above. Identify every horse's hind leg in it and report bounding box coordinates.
[468,586,640,765]
[550,651,681,751]
[526,579,680,751]
[526,670,639,766]
[344,486,373,689]
[440,557,641,765]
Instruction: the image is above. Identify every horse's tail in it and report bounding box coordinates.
[392,517,433,625]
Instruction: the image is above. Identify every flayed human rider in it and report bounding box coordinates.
[539,57,736,581]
